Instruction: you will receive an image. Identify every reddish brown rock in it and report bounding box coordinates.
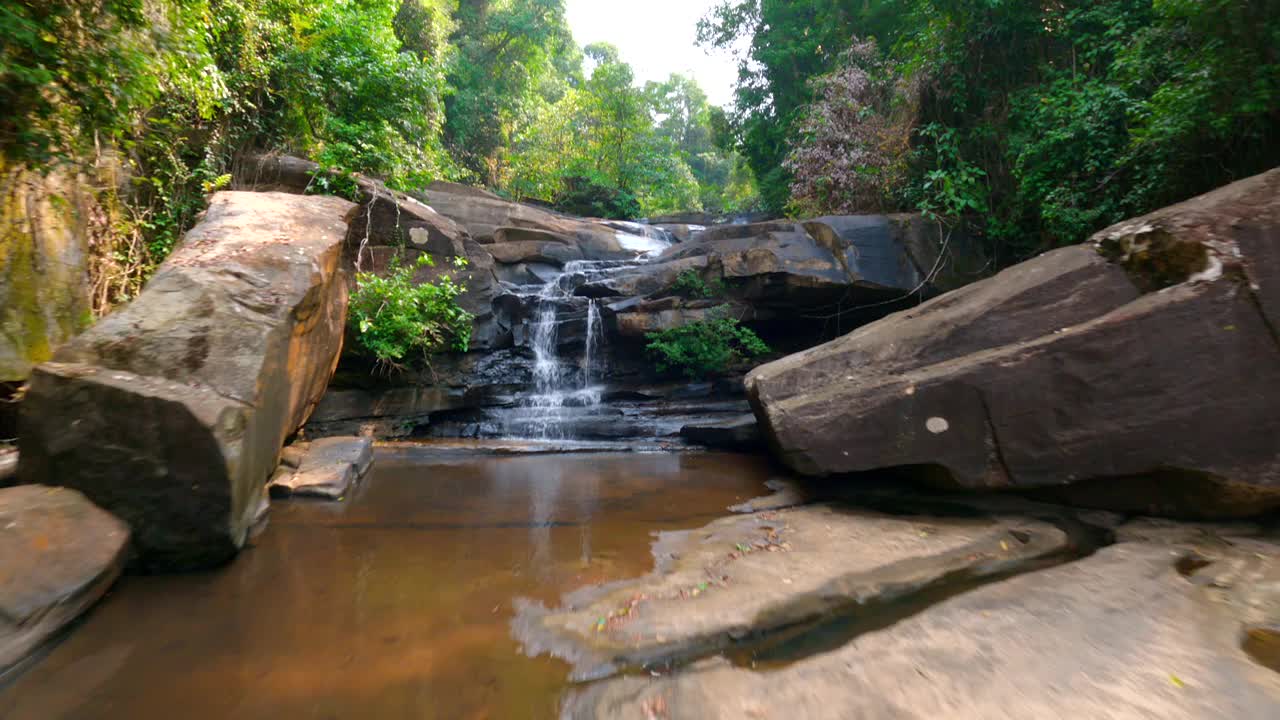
[1,485,128,672]
[18,191,356,570]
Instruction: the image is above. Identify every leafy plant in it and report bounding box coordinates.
[349,254,473,369]
[910,123,989,222]
[645,311,770,379]
[305,167,362,203]
[669,270,724,299]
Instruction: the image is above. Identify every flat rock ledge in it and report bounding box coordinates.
[563,535,1280,719]
[18,191,357,571]
[679,415,763,452]
[513,503,1070,681]
[269,436,374,500]
[1,485,129,673]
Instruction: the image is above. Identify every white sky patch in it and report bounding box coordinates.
[565,0,740,107]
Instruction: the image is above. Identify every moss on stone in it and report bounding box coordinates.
[1097,227,1210,293]
[0,162,93,381]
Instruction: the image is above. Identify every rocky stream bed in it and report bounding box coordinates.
[0,159,1278,717]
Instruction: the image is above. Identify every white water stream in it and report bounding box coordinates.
[512,227,674,440]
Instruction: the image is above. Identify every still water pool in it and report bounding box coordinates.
[0,448,771,719]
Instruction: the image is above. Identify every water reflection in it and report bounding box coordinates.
[0,449,769,720]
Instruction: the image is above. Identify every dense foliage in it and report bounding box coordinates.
[505,43,757,217]
[349,254,473,367]
[1,0,756,317]
[646,311,770,379]
[701,0,1280,260]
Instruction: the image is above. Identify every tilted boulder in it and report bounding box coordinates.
[748,169,1280,517]
[18,191,357,570]
[233,153,472,260]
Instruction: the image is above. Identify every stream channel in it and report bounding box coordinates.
[0,448,773,719]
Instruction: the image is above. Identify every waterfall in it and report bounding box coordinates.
[484,227,674,441]
[521,263,606,440]
[583,299,604,386]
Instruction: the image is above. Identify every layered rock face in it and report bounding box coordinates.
[17,191,356,570]
[748,168,1280,516]
[591,215,988,351]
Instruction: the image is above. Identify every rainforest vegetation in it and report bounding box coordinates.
[3,0,1277,313]
[702,0,1279,262]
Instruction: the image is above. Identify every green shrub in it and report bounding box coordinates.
[645,311,770,379]
[669,269,725,299]
[349,254,473,368]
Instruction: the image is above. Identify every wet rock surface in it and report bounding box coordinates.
[748,169,1280,516]
[17,191,356,571]
[0,485,129,673]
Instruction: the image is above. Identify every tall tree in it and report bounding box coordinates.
[444,0,580,185]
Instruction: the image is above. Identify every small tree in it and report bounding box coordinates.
[784,38,918,216]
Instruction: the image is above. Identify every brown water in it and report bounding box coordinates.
[0,448,771,719]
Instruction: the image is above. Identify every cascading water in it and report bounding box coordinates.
[428,225,684,441]
[522,262,607,439]
[511,223,674,440]
[583,299,603,386]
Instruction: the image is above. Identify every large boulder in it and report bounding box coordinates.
[17,191,357,570]
[658,221,852,304]
[486,240,584,267]
[748,169,1280,517]
[233,153,475,262]
[1,485,129,672]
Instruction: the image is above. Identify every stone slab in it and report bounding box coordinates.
[515,504,1068,680]
[270,436,374,500]
[564,542,1280,719]
[0,485,128,672]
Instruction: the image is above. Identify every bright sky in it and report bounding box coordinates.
[565,0,739,107]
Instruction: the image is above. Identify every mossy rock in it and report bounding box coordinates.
[0,162,94,381]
